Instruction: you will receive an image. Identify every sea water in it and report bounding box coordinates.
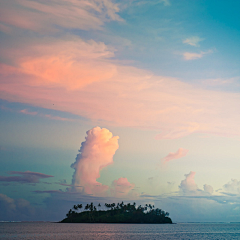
[1,222,240,239]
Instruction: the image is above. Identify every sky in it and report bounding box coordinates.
[1,0,240,222]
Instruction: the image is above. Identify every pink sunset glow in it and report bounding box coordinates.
[163,148,189,163]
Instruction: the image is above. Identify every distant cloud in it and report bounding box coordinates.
[179,171,198,194]
[0,171,54,184]
[110,177,135,197]
[0,193,35,221]
[162,148,188,163]
[204,184,214,195]
[179,171,214,196]
[223,179,240,194]
[183,50,212,60]
[183,36,204,47]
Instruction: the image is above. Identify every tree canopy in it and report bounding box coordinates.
[61,202,172,224]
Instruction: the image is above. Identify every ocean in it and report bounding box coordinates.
[1,222,240,239]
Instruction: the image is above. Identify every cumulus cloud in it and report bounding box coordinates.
[0,171,54,184]
[162,148,188,163]
[71,127,119,195]
[179,171,198,194]
[110,177,135,197]
[183,36,204,47]
[0,194,35,221]
[223,179,240,194]
[179,172,214,196]
[204,184,214,195]
[0,0,122,32]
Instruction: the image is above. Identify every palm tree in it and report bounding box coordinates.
[85,204,89,211]
[77,204,83,212]
[73,204,78,210]
[89,202,94,212]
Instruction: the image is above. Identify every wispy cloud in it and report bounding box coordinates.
[19,109,38,116]
[130,0,171,7]
[183,36,204,47]
[183,50,213,60]
[0,0,122,32]
[201,77,237,86]
[0,171,54,184]
[162,148,188,163]
[2,106,75,122]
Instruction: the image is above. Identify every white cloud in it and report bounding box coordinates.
[183,36,204,47]
[183,50,212,60]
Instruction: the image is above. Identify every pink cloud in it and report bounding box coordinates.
[71,127,119,195]
[1,36,240,139]
[111,177,135,197]
[1,39,116,91]
[0,0,122,32]
[163,148,189,163]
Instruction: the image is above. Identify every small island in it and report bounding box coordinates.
[61,202,172,224]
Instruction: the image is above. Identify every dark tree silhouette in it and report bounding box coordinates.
[62,202,172,224]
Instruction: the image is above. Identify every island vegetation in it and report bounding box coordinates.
[61,202,172,224]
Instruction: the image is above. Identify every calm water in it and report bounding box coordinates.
[1,222,240,239]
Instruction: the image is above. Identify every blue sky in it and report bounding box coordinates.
[1,0,240,222]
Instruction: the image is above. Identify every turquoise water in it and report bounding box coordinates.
[1,222,240,239]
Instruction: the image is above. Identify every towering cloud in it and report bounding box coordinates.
[71,127,119,195]
[162,148,188,163]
